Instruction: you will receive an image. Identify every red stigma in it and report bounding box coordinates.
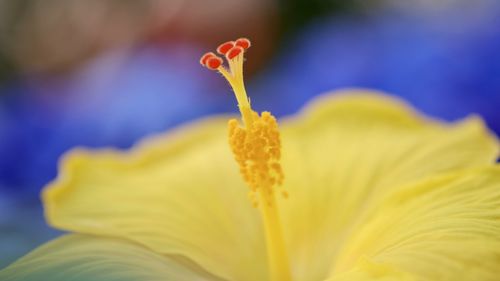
[206,56,223,70]
[226,46,244,60]
[235,38,251,49]
[217,41,235,55]
[200,52,216,65]
[200,38,252,71]
[200,52,222,70]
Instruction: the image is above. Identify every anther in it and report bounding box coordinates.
[226,46,244,60]
[217,41,235,55]
[282,191,289,199]
[235,38,251,49]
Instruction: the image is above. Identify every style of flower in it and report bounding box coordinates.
[1,38,500,281]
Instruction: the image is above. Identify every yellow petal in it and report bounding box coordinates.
[0,234,221,281]
[329,167,500,280]
[278,89,498,280]
[43,118,267,281]
[326,257,416,281]
[43,89,499,281]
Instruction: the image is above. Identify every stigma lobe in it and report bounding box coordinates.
[226,46,244,60]
[217,41,235,55]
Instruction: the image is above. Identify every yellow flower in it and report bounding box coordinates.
[2,38,500,281]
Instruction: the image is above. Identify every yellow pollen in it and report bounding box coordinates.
[228,112,284,206]
[201,39,292,281]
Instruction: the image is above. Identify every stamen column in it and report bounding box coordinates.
[201,38,292,281]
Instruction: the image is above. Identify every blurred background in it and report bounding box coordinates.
[0,0,499,268]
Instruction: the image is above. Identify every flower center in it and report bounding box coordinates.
[201,38,292,281]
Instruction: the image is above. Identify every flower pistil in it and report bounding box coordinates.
[201,38,291,281]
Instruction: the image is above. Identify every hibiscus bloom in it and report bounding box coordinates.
[1,39,499,281]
